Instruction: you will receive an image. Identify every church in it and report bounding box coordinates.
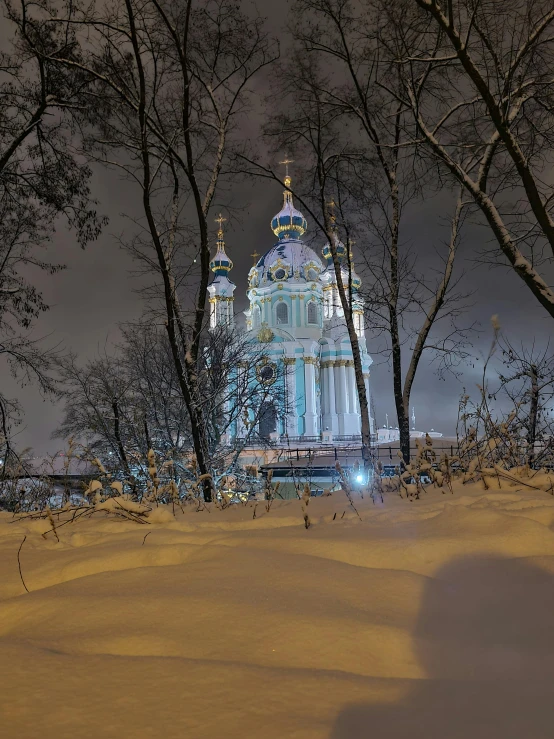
[208,168,374,444]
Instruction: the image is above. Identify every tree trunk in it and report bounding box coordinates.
[527,364,539,467]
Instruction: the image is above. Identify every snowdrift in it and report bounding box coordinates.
[1,483,554,738]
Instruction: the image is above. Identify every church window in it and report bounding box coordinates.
[276,302,288,324]
[258,364,275,383]
[307,301,318,325]
[274,268,287,280]
[253,305,261,329]
[307,268,318,280]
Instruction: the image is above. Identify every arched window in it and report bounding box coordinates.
[253,305,261,329]
[276,302,288,324]
[307,268,318,281]
[307,301,318,325]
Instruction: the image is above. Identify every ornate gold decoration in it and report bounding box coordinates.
[346,360,355,367]
[363,373,370,380]
[336,359,348,367]
[279,155,294,187]
[251,250,260,265]
[291,294,297,299]
[310,283,317,290]
[257,323,274,343]
[278,296,283,301]
[283,357,296,366]
[257,362,277,385]
[303,356,317,365]
[299,294,305,299]
[215,212,226,235]
[277,284,283,290]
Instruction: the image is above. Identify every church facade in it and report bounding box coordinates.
[208,172,373,443]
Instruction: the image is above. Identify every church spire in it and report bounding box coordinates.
[209,213,233,275]
[208,212,235,329]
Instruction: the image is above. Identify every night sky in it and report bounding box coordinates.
[2,2,553,455]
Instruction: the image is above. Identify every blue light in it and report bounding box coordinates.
[356,474,363,483]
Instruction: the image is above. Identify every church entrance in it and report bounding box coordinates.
[259,401,277,439]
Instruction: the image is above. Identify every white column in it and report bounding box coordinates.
[335,360,347,435]
[364,372,373,433]
[303,356,318,436]
[322,361,337,433]
[345,360,360,435]
[347,361,359,413]
[284,357,298,437]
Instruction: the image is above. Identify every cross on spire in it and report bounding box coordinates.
[250,249,260,265]
[279,155,294,180]
[215,212,226,241]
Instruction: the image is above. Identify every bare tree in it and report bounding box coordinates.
[56,322,287,492]
[378,0,554,318]
[0,0,104,464]
[257,1,471,462]
[458,324,554,471]
[496,338,554,467]
[38,0,278,499]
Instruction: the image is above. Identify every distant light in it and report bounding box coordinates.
[356,474,363,483]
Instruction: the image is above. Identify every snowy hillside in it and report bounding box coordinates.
[1,484,554,738]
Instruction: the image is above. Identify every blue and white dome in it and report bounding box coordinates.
[254,240,323,283]
[270,175,308,240]
[210,216,233,276]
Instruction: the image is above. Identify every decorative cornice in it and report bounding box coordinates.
[303,356,317,365]
[283,357,296,365]
[336,359,348,367]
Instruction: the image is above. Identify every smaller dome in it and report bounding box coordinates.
[210,249,233,275]
[271,175,307,240]
[322,238,348,265]
[210,214,233,275]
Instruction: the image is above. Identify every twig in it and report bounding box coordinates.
[17,535,29,593]
[142,532,151,545]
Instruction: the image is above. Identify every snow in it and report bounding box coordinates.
[1,484,554,737]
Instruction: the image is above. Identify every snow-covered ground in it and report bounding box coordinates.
[1,484,554,738]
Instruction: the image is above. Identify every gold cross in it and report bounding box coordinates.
[251,250,260,264]
[215,212,226,238]
[279,155,294,179]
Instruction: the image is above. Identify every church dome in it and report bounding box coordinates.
[322,237,348,265]
[210,214,233,276]
[270,175,307,240]
[255,240,323,283]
